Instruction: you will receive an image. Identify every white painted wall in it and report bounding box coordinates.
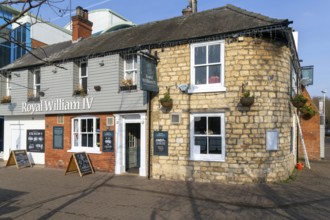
[4,115,45,165]
[13,15,71,45]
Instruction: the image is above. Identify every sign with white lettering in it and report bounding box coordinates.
[301,66,314,86]
[140,55,158,92]
[22,97,94,113]
[26,130,44,152]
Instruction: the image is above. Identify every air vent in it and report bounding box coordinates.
[171,113,181,124]
[57,115,64,124]
[106,116,114,126]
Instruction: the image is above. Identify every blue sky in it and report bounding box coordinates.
[36,0,329,97]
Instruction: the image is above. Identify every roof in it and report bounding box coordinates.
[2,4,291,71]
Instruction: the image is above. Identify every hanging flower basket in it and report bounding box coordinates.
[240,97,254,107]
[291,94,307,108]
[300,104,316,120]
[159,92,173,108]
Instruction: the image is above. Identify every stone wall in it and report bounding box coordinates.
[150,37,296,183]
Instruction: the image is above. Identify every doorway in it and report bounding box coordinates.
[125,123,140,174]
[0,117,3,152]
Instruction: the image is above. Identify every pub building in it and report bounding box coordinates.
[0,3,314,183]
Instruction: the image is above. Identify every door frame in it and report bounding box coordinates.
[114,113,146,176]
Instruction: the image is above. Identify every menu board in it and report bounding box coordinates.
[65,152,94,177]
[53,126,64,149]
[26,130,45,152]
[154,131,168,156]
[6,150,31,169]
[102,131,114,152]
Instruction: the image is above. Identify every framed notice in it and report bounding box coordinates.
[102,131,114,152]
[26,130,45,152]
[266,129,279,151]
[154,131,168,156]
[53,126,64,149]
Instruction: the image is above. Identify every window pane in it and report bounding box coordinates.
[82,77,87,92]
[88,134,93,147]
[195,137,207,154]
[81,63,87,76]
[194,117,206,134]
[82,134,87,147]
[74,119,79,132]
[87,119,93,132]
[74,133,78,146]
[208,65,221,84]
[126,56,133,70]
[36,85,41,93]
[208,117,221,135]
[81,119,87,132]
[208,44,220,63]
[35,70,40,84]
[195,46,206,65]
[209,137,222,154]
[195,66,206,85]
[96,118,100,131]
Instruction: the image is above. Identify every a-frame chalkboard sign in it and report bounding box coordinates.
[6,150,32,169]
[65,152,94,177]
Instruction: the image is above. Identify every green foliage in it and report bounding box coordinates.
[291,94,308,104]
[300,104,316,117]
[159,92,172,102]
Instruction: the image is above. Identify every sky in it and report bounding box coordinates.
[32,0,330,98]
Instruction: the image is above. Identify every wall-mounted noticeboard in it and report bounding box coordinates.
[53,126,64,149]
[154,131,168,156]
[26,130,45,152]
[102,131,114,152]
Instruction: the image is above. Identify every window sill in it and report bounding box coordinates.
[188,85,226,94]
[68,148,101,154]
[189,156,225,162]
[27,97,40,102]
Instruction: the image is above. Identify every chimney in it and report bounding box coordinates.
[182,0,197,16]
[72,6,93,41]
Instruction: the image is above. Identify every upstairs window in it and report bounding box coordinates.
[28,68,40,102]
[0,73,11,104]
[79,62,88,94]
[190,40,225,93]
[121,54,137,91]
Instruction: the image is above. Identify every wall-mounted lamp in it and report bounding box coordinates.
[52,68,57,73]
[94,85,101,91]
[99,60,104,66]
[14,73,20,77]
[177,84,189,93]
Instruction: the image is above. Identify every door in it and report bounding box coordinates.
[125,123,140,173]
[0,118,3,152]
[11,125,24,151]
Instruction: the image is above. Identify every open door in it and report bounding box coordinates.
[125,123,140,174]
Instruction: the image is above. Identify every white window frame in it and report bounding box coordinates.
[33,68,40,96]
[190,113,225,161]
[6,73,11,96]
[124,54,137,85]
[69,116,101,154]
[189,40,225,93]
[79,61,88,92]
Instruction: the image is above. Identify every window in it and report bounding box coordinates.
[121,54,137,90]
[6,73,11,96]
[190,113,225,161]
[79,62,88,94]
[71,116,100,153]
[0,73,11,104]
[12,23,30,60]
[190,40,225,93]
[28,68,40,101]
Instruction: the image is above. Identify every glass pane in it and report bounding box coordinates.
[74,133,78,146]
[82,78,87,92]
[208,65,221,84]
[125,55,134,70]
[36,85,41,93]
[82,134,87,147]
[81,63,87,76]
[195,66,206,85]
[81,119,86,132]
[35,70,40,84]
[194,117,206,134]
[195,137,207,154]
[74,119,78,132]
[97,133,100,147]
[208,117,221,135]
[208,44,220,63]
[88,134,93,147]
[87,119,93,132]
[195,46,206,65]
[209,137,222,154]
[96,118,100,131]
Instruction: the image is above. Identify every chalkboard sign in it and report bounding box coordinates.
[53,126,64,149]
[154,131,168,156]
[6,150,31,169]
[26,130,45,152]
[102,131,114,152]
[65,152,94,177]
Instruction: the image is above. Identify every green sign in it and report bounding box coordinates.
[140,55,158,92]
[301,66,314,86]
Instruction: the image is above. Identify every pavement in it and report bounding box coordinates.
[1,140,330,220]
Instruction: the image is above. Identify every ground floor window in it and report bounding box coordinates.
[71,116,100,153]
[190,113,225,161]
